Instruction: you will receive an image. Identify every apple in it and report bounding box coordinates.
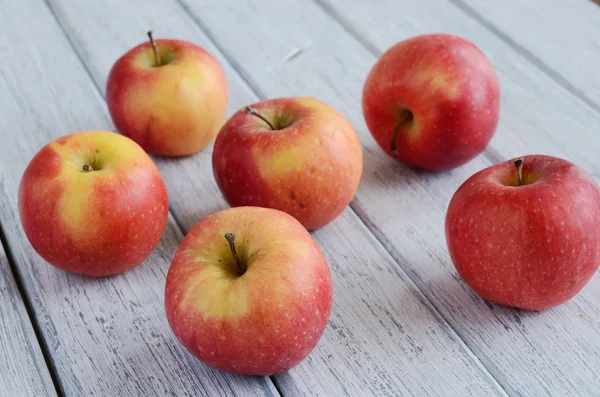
[362,33,500,171]
[165,206,333,375]
[18,131,169,276]
[212,97,363,230]
[106,31,228,157]
[445,155,600,310]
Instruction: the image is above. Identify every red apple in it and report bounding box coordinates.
[362,33,500,170]
[446,155,600,310]
[18,131,169,276]
[106,31,228,157]
[165,206,332,375]
[212,97,363,230]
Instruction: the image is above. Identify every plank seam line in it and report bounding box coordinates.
[448,0,600,117]
[177,0,510,395]
[0,222,64,397]
[270,377,285,397]
[40,1,282,395]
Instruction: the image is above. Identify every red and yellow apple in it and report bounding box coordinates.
[106,32,228,157]
[165,206,332,375]
[18,131,169,276]
[446,155,600,310]
[362,33,500,170]
[212,97,363,230]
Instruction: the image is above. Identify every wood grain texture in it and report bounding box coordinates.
[453,0,600,111]
[43,0,511,396]
[0,1,277,396]
[0,232,57,397]
[174,0,600,395]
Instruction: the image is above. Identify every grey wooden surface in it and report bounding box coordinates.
[0,0,599,396]
[456,0,600,112]
[0,232,57,396]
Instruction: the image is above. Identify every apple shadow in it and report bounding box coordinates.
[429,272,547,333]
[57,270,271,393]
[171,197,229,235]
[358,142,450,194]
[152,149,229,234]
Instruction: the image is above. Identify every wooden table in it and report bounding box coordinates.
[1,0,599,396]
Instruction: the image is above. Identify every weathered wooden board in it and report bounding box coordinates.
[44,0,511,395]
[455,0,600,111]
[0,235,57,397]
[3,0,598,395]
[173,0,600,395]
[0,0,278,395]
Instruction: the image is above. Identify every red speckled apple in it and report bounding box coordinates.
[165,206,332,375]
[362,33,500,170]
[212,97,363,230]
[106,31,228,157]
[18,131,169,276]
[446,155,600,310]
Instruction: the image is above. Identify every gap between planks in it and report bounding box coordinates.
[447,0,600,117]
[0,221,64,397]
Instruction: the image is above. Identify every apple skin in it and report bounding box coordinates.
[165,206,333,375]
[445,155,600,310]
[18,131,169,276]
[212,97,363,230]
[362,33,500,171]
[106,38,228,157]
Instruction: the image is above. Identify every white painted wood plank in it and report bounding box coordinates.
[0,235,57,397]
[172,0,600,396]
[454,0,600,110]
[0,1,277,396]
[45,0,510,395]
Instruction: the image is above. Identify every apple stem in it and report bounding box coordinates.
[390,110,413,153]
[82,164,93,172]
[147,30,161,67]
[224,233,246,275]
[244,106,275,130]
[514,158,524,186]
